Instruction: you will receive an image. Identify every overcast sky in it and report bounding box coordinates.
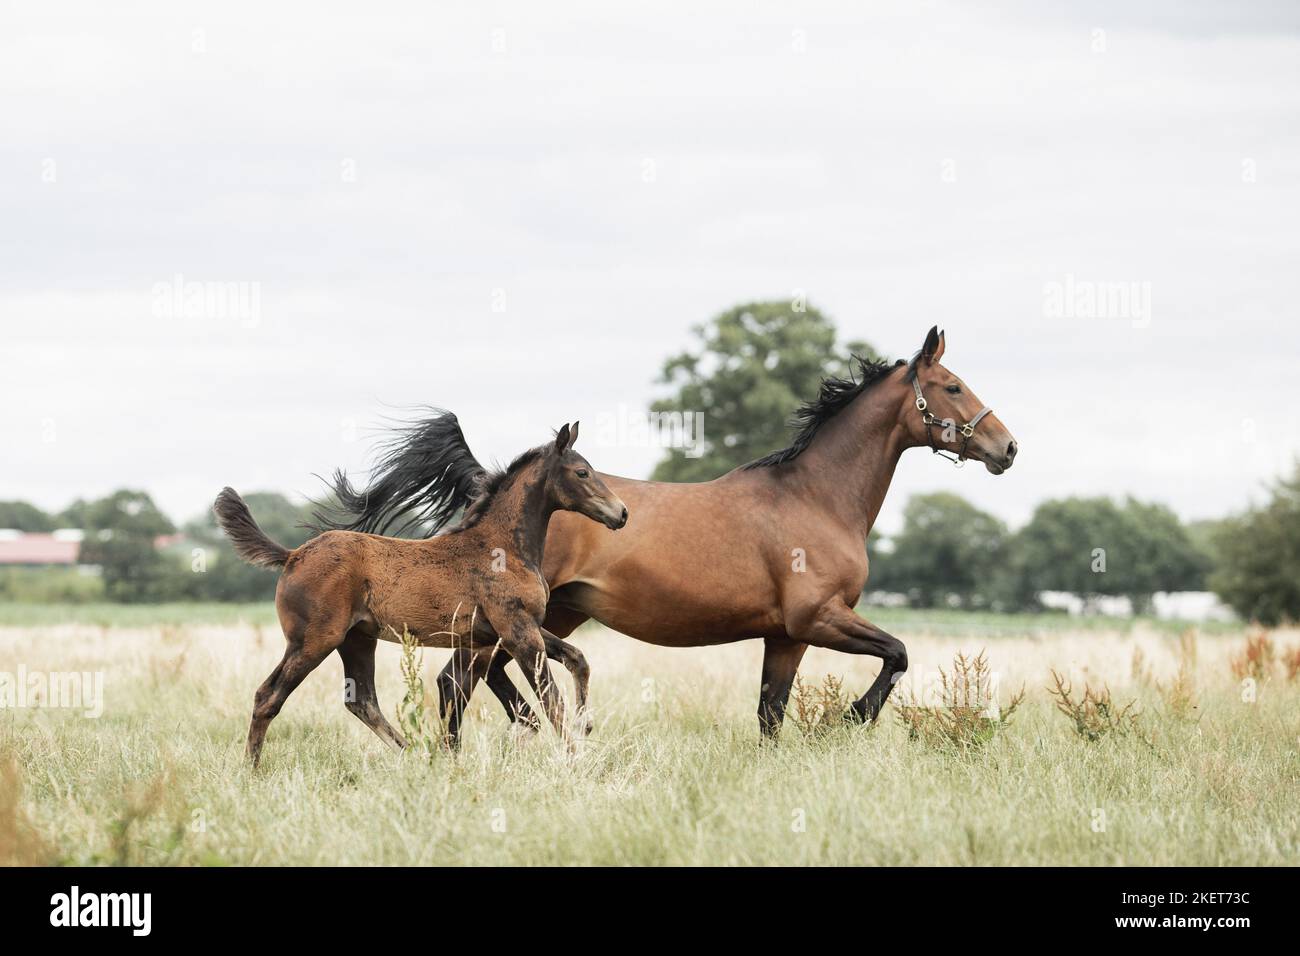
[3,0,1298,533]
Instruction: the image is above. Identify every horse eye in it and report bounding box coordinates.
[576,469,590,479]
[945,384,961,394]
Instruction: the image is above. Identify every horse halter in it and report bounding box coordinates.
[909,360,993,466]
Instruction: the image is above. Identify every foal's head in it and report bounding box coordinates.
[541,422,629,529]
[903,326,1018,474]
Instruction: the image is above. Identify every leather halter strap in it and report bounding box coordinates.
[909,360,992,464]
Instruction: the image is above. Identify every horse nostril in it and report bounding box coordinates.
[620,507,628,523]
[1006,440,1018,460]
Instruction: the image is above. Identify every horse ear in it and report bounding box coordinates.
[568,421,580,448]
[921,325,942,364]
[554,423,571,452]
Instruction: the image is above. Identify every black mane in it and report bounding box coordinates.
[310,408,489,537]
[310,407,559,538]
[743,355,905,469]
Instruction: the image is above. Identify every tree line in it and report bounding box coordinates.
[2,478,1292,623]
[866,491,1214,614]
[3,299,1295,622]
[0,490,317,604]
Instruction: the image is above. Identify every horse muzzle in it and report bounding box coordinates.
[983,438,1017,475]
[600,501,629,530]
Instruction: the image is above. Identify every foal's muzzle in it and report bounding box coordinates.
[598,500,629,530]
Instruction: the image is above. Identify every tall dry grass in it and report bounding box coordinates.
[1,616,1298,865]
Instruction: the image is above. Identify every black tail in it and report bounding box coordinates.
[309,408,489,537]
[214,487,291,569]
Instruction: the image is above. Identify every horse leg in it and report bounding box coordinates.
[338,628,407,752]
[492,616,568,743]
[787,600,908,723]
[437,647,540,734]
[483,652,541,730]
[542,629,591,736]
[483,632,588,734]
[757,637,809,737]
[446,599,589,731]
[437,632,589,738]
[247,624,343,768]
[435,644,498,749]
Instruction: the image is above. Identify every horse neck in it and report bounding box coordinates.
[473,464,556,570]
[789,376,915,535]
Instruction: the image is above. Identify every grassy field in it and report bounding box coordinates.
[0,599,1246,634]
[2,605,1297,866]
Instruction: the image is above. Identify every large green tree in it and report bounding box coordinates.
[1209,464,1300,625]
[869,493,1008,608]
[55,499,90,528]
[650,300,875,481]
[1003,496,1209,613]
[77,490,177,602]
[0,500,55,532]
[1122,498,1211,609]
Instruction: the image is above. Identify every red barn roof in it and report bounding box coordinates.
[0,533,80,565]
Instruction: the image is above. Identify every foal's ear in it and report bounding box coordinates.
[554,423,572,452]
[568,420,580,448]
[921,325,945,364]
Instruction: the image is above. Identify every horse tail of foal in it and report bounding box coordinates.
[214,487,291,569]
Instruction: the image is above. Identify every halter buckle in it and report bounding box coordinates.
[915,377,992,468]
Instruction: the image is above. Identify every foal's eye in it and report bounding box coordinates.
[945,384,961,394]
[576,469,590,479]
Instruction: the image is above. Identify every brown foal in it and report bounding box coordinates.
[216,422,627,766]
[324,326,1018,739]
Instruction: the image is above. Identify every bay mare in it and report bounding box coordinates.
[323,327,1017,738]
[216,423,627,765]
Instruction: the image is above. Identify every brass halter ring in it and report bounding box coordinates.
[910,363,991,466]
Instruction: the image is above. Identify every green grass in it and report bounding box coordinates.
[0,599,1239,636]
[2,617,1297,865]
[0,601,279,629]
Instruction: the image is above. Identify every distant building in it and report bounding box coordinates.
[0,529,84,566]
[1039,590,1236,623]
[0,529,188,571]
